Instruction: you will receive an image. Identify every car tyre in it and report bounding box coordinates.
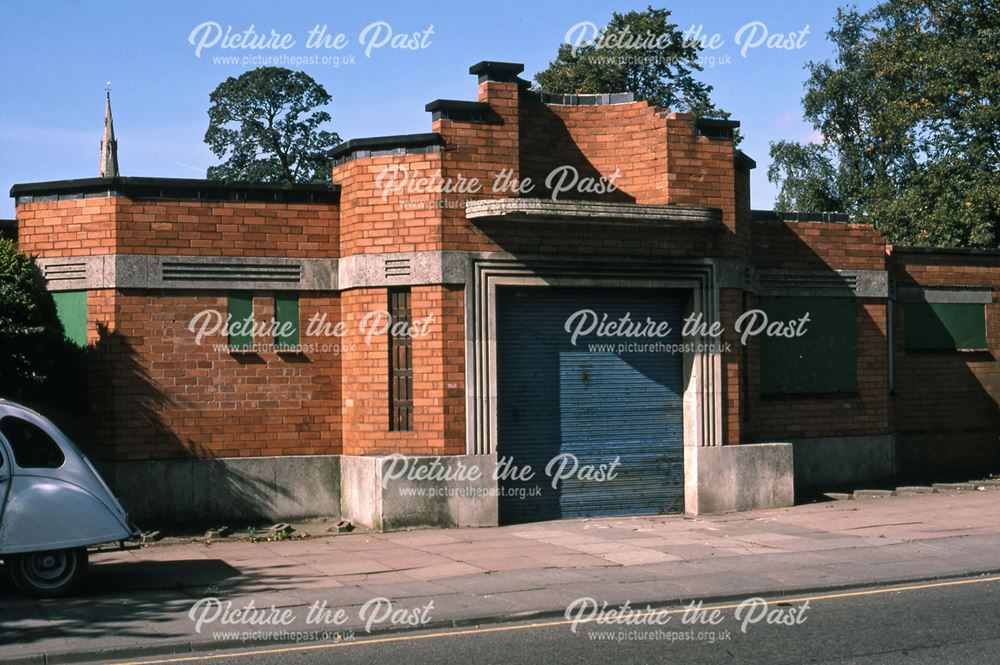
[8,547,88,597]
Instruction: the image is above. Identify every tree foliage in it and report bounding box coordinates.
[769,1,1000,247]
[0,239,64,401]
[535,6,731,122]
[205,67,341,184]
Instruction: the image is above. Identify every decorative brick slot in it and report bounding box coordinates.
[42,261,88,283]
[384,258,411,278]
[161,261,301,283]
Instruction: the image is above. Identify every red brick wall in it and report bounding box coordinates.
[665,112,741,257]
[333,153,445,255]
[747,299,892,440]
[518,98,668,205]
[752,220,886,270]
[86,290,342,461]
[16,198,339,258]
[422,87,734,259]
[890,251,1000,474]
[115,200,339,257]
[16,198,116,257]
[435,80,521,252]
[746,220,893,442]
[742,220,894,445]
[26,71,995,480]
[339,285,465,456]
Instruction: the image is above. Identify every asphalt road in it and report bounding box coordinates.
[113,576,1000,665]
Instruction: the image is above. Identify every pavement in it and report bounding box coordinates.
[2,488,1000,664]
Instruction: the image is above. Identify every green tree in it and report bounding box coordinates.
[0,239,64,402]
[535,6,731,121]
[769,1,1000,247]
[205,67,341,184]
[768,142,843,213]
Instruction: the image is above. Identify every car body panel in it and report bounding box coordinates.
[0,445,10,527]
[0,400,137,555]
[0,476,134,554]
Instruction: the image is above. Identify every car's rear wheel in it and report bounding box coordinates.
[8,547,88,597]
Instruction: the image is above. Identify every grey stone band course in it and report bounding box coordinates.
[756,268,890,298]
[897,286,993,304]
[337,251,468,290]
[37,255,336,292]
[36,251,893,301]
[37,251,755,293]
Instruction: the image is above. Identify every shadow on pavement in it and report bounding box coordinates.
[0,558,246,649]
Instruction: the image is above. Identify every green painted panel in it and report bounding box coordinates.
[228,292,253,350]
[760,296,857,395]
[52,290,87,347]
[275,292,300,349]
[904,303,986,350]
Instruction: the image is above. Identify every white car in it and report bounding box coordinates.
[0,399,139,596]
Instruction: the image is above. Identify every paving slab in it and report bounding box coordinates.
[2,488,1000,664]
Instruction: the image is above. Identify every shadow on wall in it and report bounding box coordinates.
[749,221,1000,487]
[50,323,339,525]
[518,99,635,204]
[892,259,1000,480]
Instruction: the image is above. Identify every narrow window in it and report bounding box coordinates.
[275,292,300,349]
[52,290,88,347]
[389,288,413,431]
[228,292,253,350]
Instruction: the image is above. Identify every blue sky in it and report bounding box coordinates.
[0,0,879,218]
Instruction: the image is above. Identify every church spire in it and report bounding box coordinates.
[99,90,119,178]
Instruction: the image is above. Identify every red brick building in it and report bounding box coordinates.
[9,62,999,529]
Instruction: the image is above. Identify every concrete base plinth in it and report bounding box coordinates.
[98,455,341,524]
[99,444,800,528]
[339,454,499,531]
[685,443,794,514]
[786,435,896,490]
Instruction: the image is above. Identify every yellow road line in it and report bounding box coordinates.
[114,574,1000,665]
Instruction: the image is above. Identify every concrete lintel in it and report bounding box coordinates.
[466,198,723,227]
[337,251,469,290]
[897,286,993,304]
[756,269,889,298]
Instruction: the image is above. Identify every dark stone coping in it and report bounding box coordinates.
[893,245,1000,257]
[695,118,741,140]
[329,133,445,166]
[535,92,635,106]
[752,210,851,223]
[735,150,757,172]
[466,198,723,227]
[10,177,339,205]
[469,61,524,83]
[425,100,499,123]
